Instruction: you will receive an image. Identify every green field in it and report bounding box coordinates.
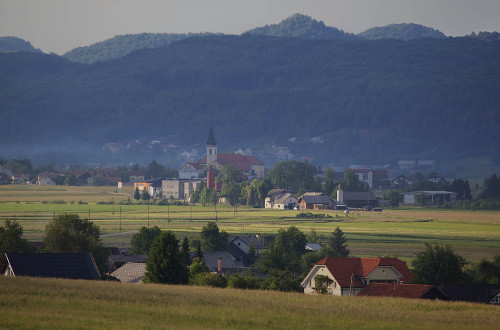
[1,185,499,262]
[1,276,499,329]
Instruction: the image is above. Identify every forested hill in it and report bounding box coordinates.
[0,36,42,53]
[1,35,499,166]
[62,32,218,64]
[358,23,446,40]
[243,14,356,40]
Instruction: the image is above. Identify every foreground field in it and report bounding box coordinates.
[0,276,498,329]
[1,185,499,262]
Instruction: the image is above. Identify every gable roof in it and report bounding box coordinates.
[274,192,297,204]
[358,283,440,299]
[110,262,146,283]
[1,253,101,280]
[299,193,333,205]
[228,235,267,250]
[305,257,413,288]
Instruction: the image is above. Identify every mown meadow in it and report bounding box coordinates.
[1,276,499,329]
[1,185,499,262]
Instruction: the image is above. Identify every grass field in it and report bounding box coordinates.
[1,185,499,262]
[1,276,499,329]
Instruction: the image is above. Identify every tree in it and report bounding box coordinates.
[411,243,467,285]
[467,255,500,284]
[342,169,366,191]
[44,213,108,274]
[386,190,401,207]
[257,226,307,274]
[480,174,500,199]
[323,168,337,197]
[267,160,317,193]
[0,218,32,255]
[200,222,228,251]
[133,187,141,200]
[115,166,130,183]
[451,179,472,201]
[181,236,191,266]
[91,174,104,186]
[217,164,242,216]
[64,173,78,186]
[143,231,188,284]
[325,226,350,258]
[141,189,150,201]
[129,226,162,255]
[313,274,333,294]
[145,160,166,179]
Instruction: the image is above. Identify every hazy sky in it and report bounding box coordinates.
[1,0,499,54]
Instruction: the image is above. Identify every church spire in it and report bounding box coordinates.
[207,125,217,146]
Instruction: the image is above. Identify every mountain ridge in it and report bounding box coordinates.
[1,34,499,171]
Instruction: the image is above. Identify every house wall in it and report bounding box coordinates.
[232,238,250,254]
[303,266,342,295]
[250,164,265,178]
[367,266,400,283]
[275,196,298,209]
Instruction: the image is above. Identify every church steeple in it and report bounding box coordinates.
[206,125,217,165]
[207,125,217,146]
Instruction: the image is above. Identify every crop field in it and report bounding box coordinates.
[1,185,499,262]
[1,276,499,329]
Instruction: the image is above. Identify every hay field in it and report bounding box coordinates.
[1,276,499,329]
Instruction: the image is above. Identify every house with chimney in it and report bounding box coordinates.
[301,257,413,296]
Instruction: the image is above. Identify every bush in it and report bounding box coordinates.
[156,199,167,206]
[190,273,227,288]
[227,273,262,290]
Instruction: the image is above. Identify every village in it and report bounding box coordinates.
[1,126,499,306]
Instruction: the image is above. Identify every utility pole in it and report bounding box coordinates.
[119,206,122,231]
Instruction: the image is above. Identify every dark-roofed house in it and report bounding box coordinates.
[301,257,413,296]
[0,253,101,280]
[437,284,500,305]
[298,192,334,210]
[110,262,146,283]
[358,283,448,300]
[191,251,247,273]
[336,186,378,209]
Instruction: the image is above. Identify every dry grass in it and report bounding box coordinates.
[0,276,499,329]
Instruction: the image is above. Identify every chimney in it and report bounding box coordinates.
[218,257,222,273]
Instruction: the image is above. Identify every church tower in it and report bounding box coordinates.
[206,125,217,165]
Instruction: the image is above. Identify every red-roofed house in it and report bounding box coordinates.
[358,283,448,300]
[179,126,265,180]
[301,257,413,296]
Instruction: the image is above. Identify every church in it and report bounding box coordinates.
[178,126,265,181]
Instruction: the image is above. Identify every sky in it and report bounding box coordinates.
[1,0,500,54]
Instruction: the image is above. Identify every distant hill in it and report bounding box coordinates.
[243,13,357,40]
[358,23,446,40]
[467,31,500,41]
[0,36,42,53]
[62,32,218,64]
[1,35,499,170]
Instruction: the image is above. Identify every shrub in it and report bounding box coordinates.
[190,273,227,288]
[227,273,262,290]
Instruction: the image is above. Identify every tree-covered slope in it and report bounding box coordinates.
[1,35,499,166]
[243,14,356,40]
[358,23,446,40]
[0,36,42,53]
[62,32,218,64]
